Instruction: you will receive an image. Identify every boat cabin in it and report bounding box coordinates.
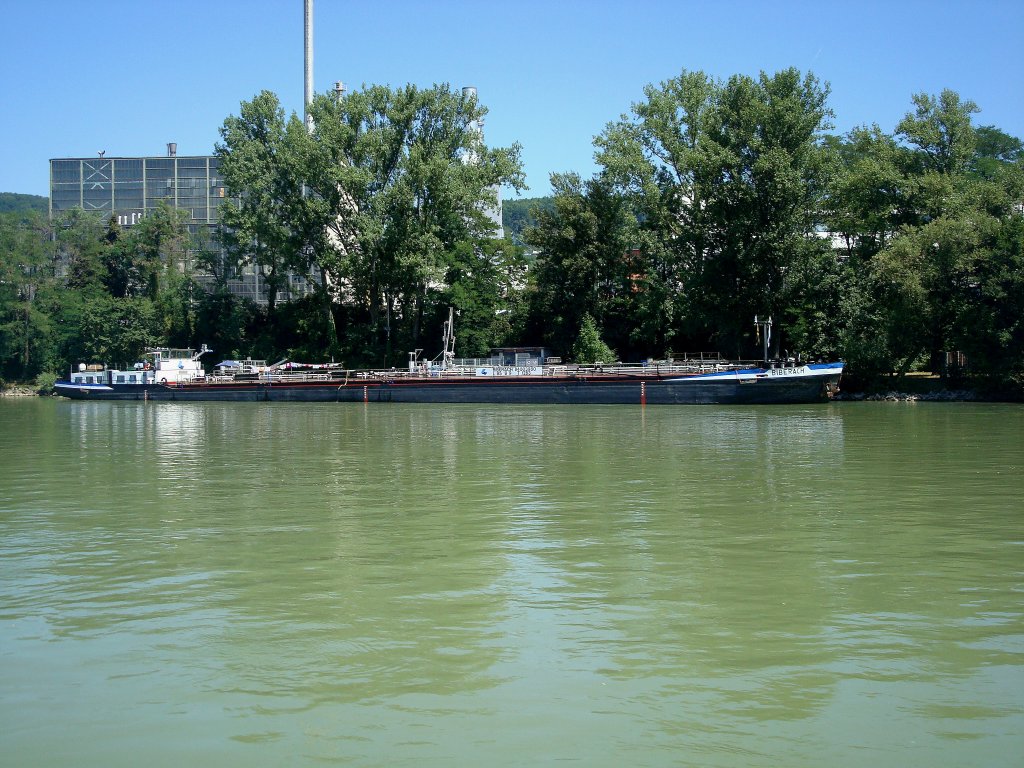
[67,346,209,386]
[489,347,551,367]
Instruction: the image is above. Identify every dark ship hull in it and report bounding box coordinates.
[55,364,844,405]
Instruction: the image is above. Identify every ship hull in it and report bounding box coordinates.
[54,365,842,405]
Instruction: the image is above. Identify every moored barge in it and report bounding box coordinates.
[55,346,843,405]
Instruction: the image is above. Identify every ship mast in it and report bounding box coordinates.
[754,315,772,363]
[441,308,456,370]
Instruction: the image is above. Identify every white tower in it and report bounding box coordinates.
[462,86,503,239]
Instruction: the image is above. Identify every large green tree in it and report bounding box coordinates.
[304,83,524,363]
[960,214,1024,391]
[2,204,198,380]
[594,68,834,356]
[524,173,638,357]
[216,84,525,365]
[55,293,158,370]
[217,92,311,315]
[827,89,1024,385]
[439,238,528,358]
[54,208,109,295]
[0,211,56,380]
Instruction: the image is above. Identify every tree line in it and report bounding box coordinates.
[1,71,1022,394]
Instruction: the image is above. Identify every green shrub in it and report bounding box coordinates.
[34,372,57,394]
[571,314,616,364]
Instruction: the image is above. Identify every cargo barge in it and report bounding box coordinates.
[54,346,843,405]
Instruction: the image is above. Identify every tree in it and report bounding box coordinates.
[897,90,979,178]
[0,211,56,379]
[971,125,1023,181]
[823,126,920,381]
[3,203,195,379]
[595,68,835,356]
[959,215,1024,392]
[54,208,109,294]
[304,83,525,363]
[502,196,554,245]
[890,90,1020,376]
[440,238,527,357]
[124,201,192,301]
[571,313,616,364]
[821,90,1024,385]
[217,91,310,314]
[217,84,525,365]
[524,173,638,357]
[98,203,192,303]
[193,288,258,361]
[56,293,157,370]
[825,127,915,259]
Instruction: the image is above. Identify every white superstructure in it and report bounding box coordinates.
[67,347,210,387]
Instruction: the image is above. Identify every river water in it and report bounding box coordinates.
[1,398,1021,767]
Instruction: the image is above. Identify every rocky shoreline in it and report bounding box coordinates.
[832,389,979,402]
[0,386,44,397]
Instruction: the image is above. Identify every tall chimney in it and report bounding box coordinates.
[304,0,314,132]
[167,142,177,157]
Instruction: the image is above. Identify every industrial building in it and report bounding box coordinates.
[48,147,315,303]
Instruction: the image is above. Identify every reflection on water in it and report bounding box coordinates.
[1,399,1022,767]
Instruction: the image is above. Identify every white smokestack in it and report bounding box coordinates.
[461,86,503,239]
[304,0,314,132]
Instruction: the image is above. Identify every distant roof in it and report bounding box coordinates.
[49,154,215,161]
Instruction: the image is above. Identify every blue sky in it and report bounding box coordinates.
[2,0,1022,198]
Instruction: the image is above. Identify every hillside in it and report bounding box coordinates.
[502,196,554,244]
[0,192,47,215]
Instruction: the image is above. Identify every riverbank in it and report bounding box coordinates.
[0,386,42,397]
[832,389,979,402]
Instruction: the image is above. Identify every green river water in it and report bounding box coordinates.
[1,398,1022,767]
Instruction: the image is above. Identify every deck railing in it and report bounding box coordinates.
[193,358,809,385]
